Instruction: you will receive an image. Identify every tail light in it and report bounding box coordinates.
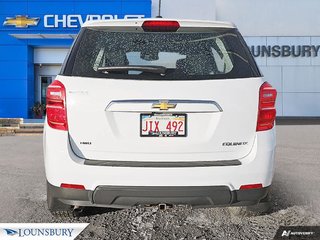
[46,80,68,131]
[142,20,180,32]
[256,82,277,131]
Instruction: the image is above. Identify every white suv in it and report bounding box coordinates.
[44,19,277,215]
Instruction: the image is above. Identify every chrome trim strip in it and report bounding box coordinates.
[84,159,241,167]
[105,99,223,112]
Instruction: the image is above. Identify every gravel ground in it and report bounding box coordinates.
[0,124,320,239]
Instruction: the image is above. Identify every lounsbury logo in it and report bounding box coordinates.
[0,223,88,239]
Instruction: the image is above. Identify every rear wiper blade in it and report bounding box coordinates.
[97,65,167,76]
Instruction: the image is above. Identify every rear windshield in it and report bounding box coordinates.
[62,28,260,80]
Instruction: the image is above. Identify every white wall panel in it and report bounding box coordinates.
[244,37,267,66]
[152,0,216,20]
[34,48,69,64]
[311,37,320,66]
[275,92,283,117]
[283,93,320,116]
[283,66,320,93]
[266,37,311,66]
[154,0,320,37]
[259,66,282,92]
[215,0,320,37]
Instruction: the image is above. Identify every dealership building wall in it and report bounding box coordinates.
[155,0,320,116]
[1,0,319,118]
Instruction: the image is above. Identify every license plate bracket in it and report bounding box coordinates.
[140,113,187,137]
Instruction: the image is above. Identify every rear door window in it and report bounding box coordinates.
[64,28,260,80]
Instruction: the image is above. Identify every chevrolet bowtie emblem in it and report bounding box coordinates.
[152,101,177,111]
[3,15,39,28]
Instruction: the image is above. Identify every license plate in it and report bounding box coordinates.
[140,113,187,137]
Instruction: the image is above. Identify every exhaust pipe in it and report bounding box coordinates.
[158,203,169,210]
[73,205,84,217]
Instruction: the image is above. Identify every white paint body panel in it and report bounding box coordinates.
[61,76,262,162]
[44,124,276,190]
[44,76,276,190]
[83,18,235,29]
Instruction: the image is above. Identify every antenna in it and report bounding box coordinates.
[157,0,163,18]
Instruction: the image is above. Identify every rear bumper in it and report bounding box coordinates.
[44,125,276,191]
[47,181,270,209]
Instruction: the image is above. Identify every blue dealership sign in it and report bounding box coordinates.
[0,0,151,118]
[0,0,151,32]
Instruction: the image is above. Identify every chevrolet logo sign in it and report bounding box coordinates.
[3,15,39,28]
[152,101,177,111]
